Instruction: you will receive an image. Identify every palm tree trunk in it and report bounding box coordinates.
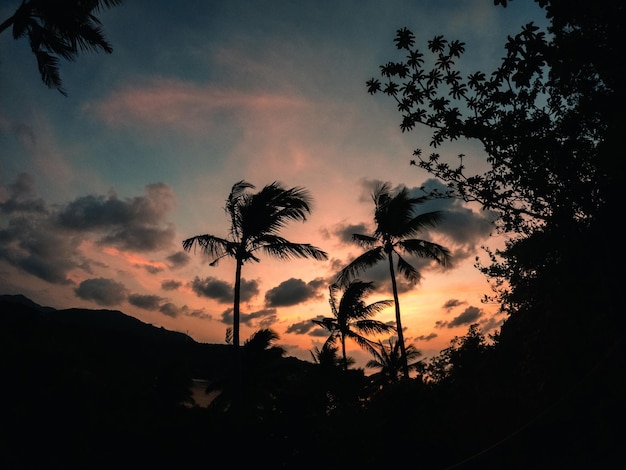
[341,336,348,371]
[233,256,243,414]
[233,258,242,349]
[388,253,410,378]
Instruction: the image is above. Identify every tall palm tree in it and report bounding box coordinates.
[183,180,328,350]
[0,0,123,95]
[366,338,424,386]
[204,328,287,415]
[313,280,396,371]
[336,182,451,378]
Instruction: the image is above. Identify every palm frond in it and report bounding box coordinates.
[182,234,232,261]
[405,210,445,234]
[352,233,378,248]
[226,180,254,239]
[244,328,282,353]
[344,330,379,355]
[312,317,337,331]
[396,254,422,283]
[399,238,451,267]
[354,319,396,335]
[336,247,385,286]
[259,238,328,261]
[372,181,393,204]
[362,299,395,317]
[337,280,375,311]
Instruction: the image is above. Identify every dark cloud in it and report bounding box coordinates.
[0,173,47,215]
[0,215,84,285]
[56,182,176,252]
[0,175,180,286]
[142,264,164,274]
[435,306,484,329]
[443,298,467,312]
[415,332,438,341]
[128,293,164,310]
[74,277,128,306]
[310,328,331,338]
[479,314,504,334]
[265,277,323,307]
[166,251,190,269]
[180,305,211,320]
[159,302,179,318]
[330,222,370,244]
[190,276,231,302]
[190,276,259,303]
[286,318,317,335]
[219,307,277,328]
[127,293,195,319]
[220,308,233,325]
[161,279,182,291]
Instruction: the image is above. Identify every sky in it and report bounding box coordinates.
[0,0,548,371]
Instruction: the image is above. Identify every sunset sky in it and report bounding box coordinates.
[0,0,547,370]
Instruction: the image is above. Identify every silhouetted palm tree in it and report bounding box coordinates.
[336,182,451,378]
[205,328,287,415]
[183,180,328,350]
[0,0,123,96]
[313,280,395,371]
[366,338,424,386]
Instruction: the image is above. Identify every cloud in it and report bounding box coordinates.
[74,277,128,306]
[219,306,277,328]
[435,305,484,329]
[190,276,259,303]
[129,292,197,319]
[0,173,46,215]
[56,182,177,252]
[142,264,164,274]
[161,279,182,291]
[329,221,370,244]
[0,175,180,286]
[285,318,317,335]
[443,298,467,312]
[264,277,324,307]
[128,293,164,310]
[166,251,190,269]
[0,201,84,285]
[478,314,504,334]
[180,305,211,320]
[415,332,438,341]
[159,302,180,318]
[84,78,310,137]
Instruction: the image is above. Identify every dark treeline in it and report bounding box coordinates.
[0,290,617,469]
[2,0,624,468]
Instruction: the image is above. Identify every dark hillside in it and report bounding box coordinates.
[0,294,233,378]
[0,294,250,468]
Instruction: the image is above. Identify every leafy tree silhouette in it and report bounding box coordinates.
[367,2,626,466]
[0,0,123,96]
[336,181,450,378]
[313,280,395,371]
